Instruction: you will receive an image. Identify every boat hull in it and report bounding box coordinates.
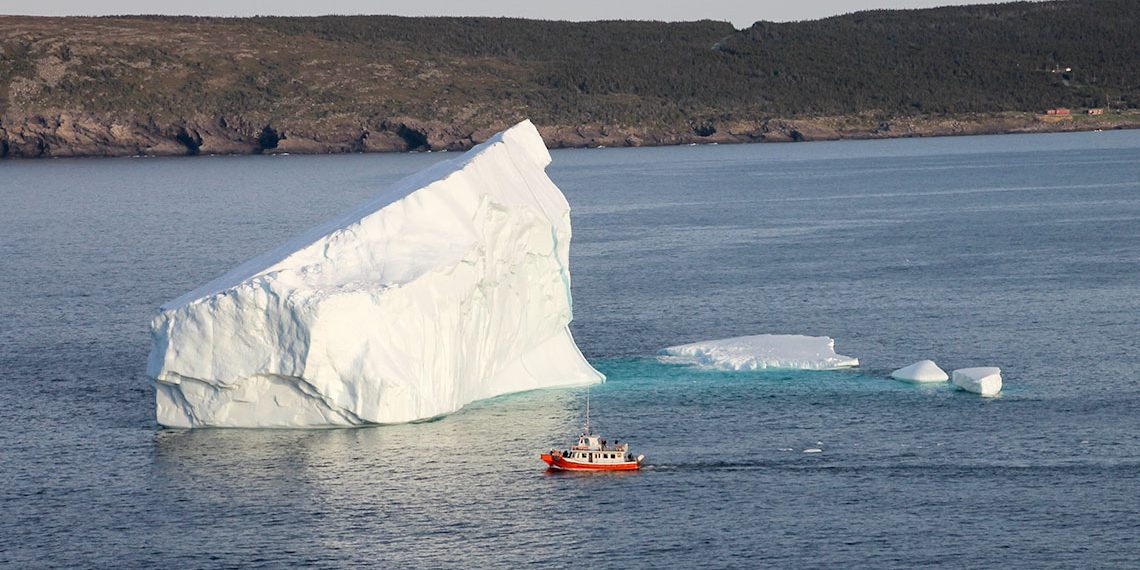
[541,452,641,471]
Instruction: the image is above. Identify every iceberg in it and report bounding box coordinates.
[659,334,859,371]
[951,367,1003,396]
[890,360,949,383]
[147,120,603,428]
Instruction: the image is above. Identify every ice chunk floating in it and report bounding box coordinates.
[951,367,1003,396]
[890,360,949,383]
[660,334,859,371]
[147,120,603,428]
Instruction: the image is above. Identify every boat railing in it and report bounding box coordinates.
[569,443,630,452]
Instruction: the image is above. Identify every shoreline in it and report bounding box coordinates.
[2,111,1137,160]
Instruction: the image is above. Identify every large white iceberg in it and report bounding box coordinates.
[951,367,1003,396]
[147,120,603,428]
[659,334,859,371]
[890,360,949,383]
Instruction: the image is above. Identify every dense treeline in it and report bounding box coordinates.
[0,0,1136,156]
[253,0,1140,121]
[714,0,1138,114]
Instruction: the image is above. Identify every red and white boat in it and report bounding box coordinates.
[540,391,644,471]
[541,433,644,471]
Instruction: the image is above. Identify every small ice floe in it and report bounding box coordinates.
[803,448,823,454]
[890,360,949,383]
[951,367,1003,396]
[659,334,858,371]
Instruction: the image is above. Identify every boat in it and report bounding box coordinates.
[540,389,644,471]
[540,434,644,471]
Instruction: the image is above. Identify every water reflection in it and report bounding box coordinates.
[153,387,583,477]
[149,388,592,562]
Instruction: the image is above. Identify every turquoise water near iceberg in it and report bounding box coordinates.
[1,130,1138,567]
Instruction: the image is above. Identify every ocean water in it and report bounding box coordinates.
[2,131,1139,568]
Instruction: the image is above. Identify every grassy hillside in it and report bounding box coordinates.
[0,0,1137,157]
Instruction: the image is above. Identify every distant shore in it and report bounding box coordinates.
[4,7,1136,160]
[2,111,1137,160]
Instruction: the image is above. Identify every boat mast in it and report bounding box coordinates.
[584,385,591,435]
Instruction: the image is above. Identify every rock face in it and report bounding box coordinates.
[951,367,1003,396]
[890,360,950,383]
[4,112,1137,159]
[659,334,859,371]
[146,120,603,427]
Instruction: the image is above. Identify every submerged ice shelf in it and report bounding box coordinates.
[147,120,603,428]
[659,334,859,371]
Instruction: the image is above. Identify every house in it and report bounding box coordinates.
[1045,108,1072,115]
[1087,108,1105,115]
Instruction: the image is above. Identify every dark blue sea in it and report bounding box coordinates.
[2,131,1138,568]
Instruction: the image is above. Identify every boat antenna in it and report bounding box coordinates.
[584,385,591,436]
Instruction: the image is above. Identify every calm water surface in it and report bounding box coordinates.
[2,131,1139,568]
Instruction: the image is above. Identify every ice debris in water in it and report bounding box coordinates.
[890,360,949,383]
[146,120,603,428]
[659,334,859,371]
[951,367,1003,396]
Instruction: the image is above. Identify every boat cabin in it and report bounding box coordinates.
[562,434,633,463]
